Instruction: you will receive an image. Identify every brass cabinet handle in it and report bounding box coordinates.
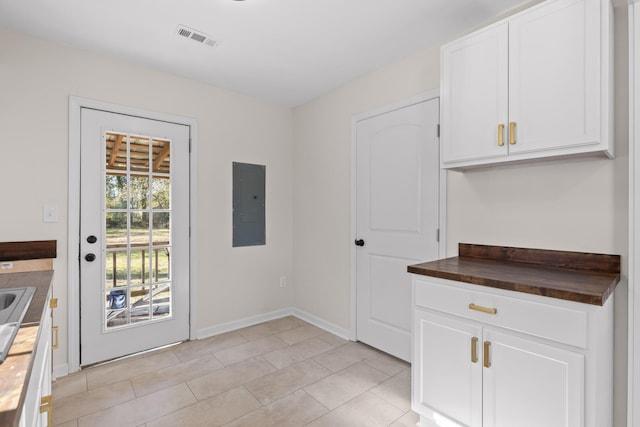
[471,337,478,363]
[509,122,516,145]
[468,303,497,315]
[484,341,491,368]
[498,124,505,146]
[52,326,59,350]
[40,395,53,426]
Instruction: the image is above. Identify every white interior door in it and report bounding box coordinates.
[80,108,190,366]
[355,98,440,361]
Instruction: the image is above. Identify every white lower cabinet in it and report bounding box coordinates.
[414,311,482,426]
[482,329,584,427]
[412,277,612,427]
[19,289,52,427]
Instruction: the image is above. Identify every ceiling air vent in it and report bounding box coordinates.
[176,25,218,48]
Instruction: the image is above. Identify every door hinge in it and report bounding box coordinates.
[437,124,440,138]
[436,228,440,242]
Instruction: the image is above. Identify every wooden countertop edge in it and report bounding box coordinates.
[0,271,53,427]
[408,244,621,306]
[0,241,57,262]
[459,243,621,274]
[407,263,619,306]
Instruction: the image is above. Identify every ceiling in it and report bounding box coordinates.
[0,0,532,107]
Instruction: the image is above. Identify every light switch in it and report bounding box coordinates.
[43,205,58,223]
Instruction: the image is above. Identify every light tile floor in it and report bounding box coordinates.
[52,316,419,427]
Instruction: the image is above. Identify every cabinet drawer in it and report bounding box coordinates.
[414,278,588,348]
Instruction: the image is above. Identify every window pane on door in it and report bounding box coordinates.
[103,131,174,330]
[105,250,127,289]
[152,178,170,209]
[152,139,170,174]
[153,248,170,282]
[130,212,150,245]
[130,176,150,209]
[129,249,150,286]
[153,212,170,245]
[106,175,127,209]
[130,136,150,173]
[106,213,127,246]
[105,132,127,171]
[130,286,151,324]
[152,285,171,320]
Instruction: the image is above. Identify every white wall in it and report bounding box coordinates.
[0,3,631,423]
[292,5,629,426]
[292,47,440,329]
[0,28,294,371]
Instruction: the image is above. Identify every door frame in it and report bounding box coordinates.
[68,96,198,373]
[349,89,446,341]
[630,1,639,425]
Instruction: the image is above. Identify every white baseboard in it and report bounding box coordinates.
[196,307,352,342]
[291,308,352,341]
[53,363,70,379]
[196,308,295,339]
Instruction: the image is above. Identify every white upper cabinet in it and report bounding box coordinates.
[441,0,612,169]
[442,23,509,164]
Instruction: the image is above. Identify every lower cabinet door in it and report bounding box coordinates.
[413,309,483,427]
[482,328,584,427]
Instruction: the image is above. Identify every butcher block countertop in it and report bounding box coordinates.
[408,243,621,306]
[0,270,53,427]
[0,239,56,427]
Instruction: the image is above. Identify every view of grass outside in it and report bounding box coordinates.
[105,237,170,288]
[103,152,173,326]
[105,227,170,244]
[105,175,171,288]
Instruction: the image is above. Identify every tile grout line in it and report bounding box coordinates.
[54,317,416,427]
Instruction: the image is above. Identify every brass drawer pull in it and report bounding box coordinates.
[471,337,478,363]
[498,124,505,146]
[40,395,53,426]
[52,326,59,350]
[468,303,497,315]
[484,341,492,368]
[509,122,516,145]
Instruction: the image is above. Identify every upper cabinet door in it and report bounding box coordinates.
[440,0,611,170]
[508,0,601,155]
[441,23,509,165]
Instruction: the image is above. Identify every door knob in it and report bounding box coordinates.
[354,239,365,247]
[85,253,96,262]
[87,235,97,244]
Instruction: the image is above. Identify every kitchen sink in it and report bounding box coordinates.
[0,292,17,310]
[0,287,36,362]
